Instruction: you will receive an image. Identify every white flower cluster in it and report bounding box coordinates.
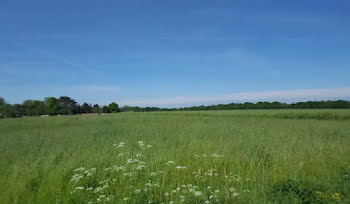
[113,142,125,148]
[68,142,251,203]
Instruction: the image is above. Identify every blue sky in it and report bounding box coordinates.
[1,0,350,107]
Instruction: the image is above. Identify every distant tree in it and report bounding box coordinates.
[44,97,59,115]
[23,100,46,116]
[11,104,25,117]
[58,96,79,115]
[102,106,110,113]
[92,104,102,114]
[108,102,119,113]
[0,97,5,106]
[81,103,92,113]
[0,98,9,118]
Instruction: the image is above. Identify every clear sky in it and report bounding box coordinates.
[1,0,350,107]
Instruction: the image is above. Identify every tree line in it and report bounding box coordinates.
[1,96,349,118]
[0,96,119,118]
[120,100,350,112]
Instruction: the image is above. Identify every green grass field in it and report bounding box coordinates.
[0,110,349,203]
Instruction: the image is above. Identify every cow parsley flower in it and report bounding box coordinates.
[167,161,175,165]
[71,174,83,181]
[194,191,203,197]
[74,167,85,172]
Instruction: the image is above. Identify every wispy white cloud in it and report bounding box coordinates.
[119,87,350,107]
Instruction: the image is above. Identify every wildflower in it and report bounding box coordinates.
[123,172,133,177]
[214,190,220,193]
[332,193,340,197]
[176,166,187,169]
[229,187,236,192]
[167,161,175,165]
[194,191,203,197]
[205,201,210,204]
[136,164,146,170]
[75,186,85,190]
[137,141,144,146]
[145,182,153,187]
[113,165,125,171]
[135,189,141,194]
[179,195,185,201]
[99,195,106,198]
[211,154,224,158]
[86,187,93,191]
[232,192,239,197]
[99,180,108,184]
[164,192,169,197]
[70,174,83,181]
[74,167,85,172]
[147,144,152,148]
[93,187,103,193]
[123,197,130,201]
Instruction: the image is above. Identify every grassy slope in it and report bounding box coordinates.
[0,110,349,203]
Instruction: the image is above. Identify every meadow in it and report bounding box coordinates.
[0,110,349,203]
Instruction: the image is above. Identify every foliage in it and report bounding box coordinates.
[108,102,119,113]
[120,100,350,112]
[57,96,80,115]
[81,103,92,114]
[102,106,111,113]
[45,97,60,116]
[1,95,350,119]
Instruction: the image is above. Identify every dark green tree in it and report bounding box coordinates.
[81,103,92,113]
[108,102,119,113]
[0,97,5,106]
[23,100,46,116]
[44,97,59,115]
[92,104,102,114]
[102,106,111,113]
[58,96,78,115]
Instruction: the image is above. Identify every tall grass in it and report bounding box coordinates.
[0,110,349,203]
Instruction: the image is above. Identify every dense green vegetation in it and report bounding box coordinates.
[0,97,119,118]
[1,96,349,118]
[120,100,350,112]
[0,110,349,203]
